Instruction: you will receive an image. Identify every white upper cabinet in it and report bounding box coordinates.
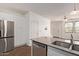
[51,21,63,37]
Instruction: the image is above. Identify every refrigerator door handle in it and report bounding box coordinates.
[1,20,4,37]
[4,20,7,52]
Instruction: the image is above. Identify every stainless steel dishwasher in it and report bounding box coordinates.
[32,40,47,56]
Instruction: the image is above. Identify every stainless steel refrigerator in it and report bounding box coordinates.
[0,20,14,52]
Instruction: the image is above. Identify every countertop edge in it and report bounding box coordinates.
[32,39,79,56]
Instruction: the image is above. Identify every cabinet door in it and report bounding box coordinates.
[48,46,76,56]
[51,21,63,37]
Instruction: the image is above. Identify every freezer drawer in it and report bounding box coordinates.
[6,37,14,52]
[0,37,14,52]
[0,39,5,52]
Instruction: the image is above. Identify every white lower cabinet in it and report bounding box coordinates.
[47,46,76,56]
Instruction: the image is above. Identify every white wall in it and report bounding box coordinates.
[29,12,51,38]
[0,11,29,47]
[38,17,50,37]
[24,12,30,46]
[28,12,51,46]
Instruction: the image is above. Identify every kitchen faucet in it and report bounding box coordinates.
[69,34,74,50]
[70,34,73,45]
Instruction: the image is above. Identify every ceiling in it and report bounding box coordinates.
[0,3,79,20]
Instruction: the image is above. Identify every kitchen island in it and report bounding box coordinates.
[32,37,79,56]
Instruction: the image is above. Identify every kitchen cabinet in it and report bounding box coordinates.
[51,21,63,37]
[32,41,47,56]
[48,46,76,56]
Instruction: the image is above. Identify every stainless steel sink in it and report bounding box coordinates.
[52,41,71,48]
[72,44,79,51]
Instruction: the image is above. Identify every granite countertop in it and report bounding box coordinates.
[32,37,79,55]
[32,37,51,44]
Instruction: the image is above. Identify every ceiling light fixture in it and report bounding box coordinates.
[64,3,79,21]
[70,3,79,15]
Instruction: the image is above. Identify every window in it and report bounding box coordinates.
[74,41,79,45]
[65,22,73,33]
[65,21,79,33]
[75,22,79,32]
